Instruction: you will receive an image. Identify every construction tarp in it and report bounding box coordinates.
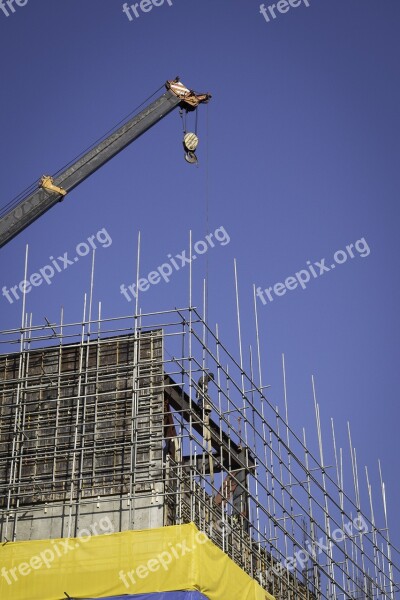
[0,522,274,600]
[87,594,208,600]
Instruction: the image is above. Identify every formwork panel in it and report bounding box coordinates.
[0,331,165,540]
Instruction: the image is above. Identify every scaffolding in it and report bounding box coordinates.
[0,305,398,600]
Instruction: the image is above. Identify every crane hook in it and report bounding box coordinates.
[183,132,199,165]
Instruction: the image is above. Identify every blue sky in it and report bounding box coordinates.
[0,0,399,550]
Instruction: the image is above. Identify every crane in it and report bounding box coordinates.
[0,78,211,249]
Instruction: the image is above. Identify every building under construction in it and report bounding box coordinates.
[0,304,398,600]
[0,77,398,600]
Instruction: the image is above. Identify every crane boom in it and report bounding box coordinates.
[0,79,210,248]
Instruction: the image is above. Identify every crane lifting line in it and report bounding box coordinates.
[0,84,166,219]
[205,101,210,349]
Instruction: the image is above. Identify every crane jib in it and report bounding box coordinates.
[0,79,211,249]
[0,187,64,248]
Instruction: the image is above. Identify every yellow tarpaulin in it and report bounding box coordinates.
[0,523,274,600]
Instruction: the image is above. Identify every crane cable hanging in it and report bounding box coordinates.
[180,107,200,164]
[205,101,209,340]
[203,103,213,488]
